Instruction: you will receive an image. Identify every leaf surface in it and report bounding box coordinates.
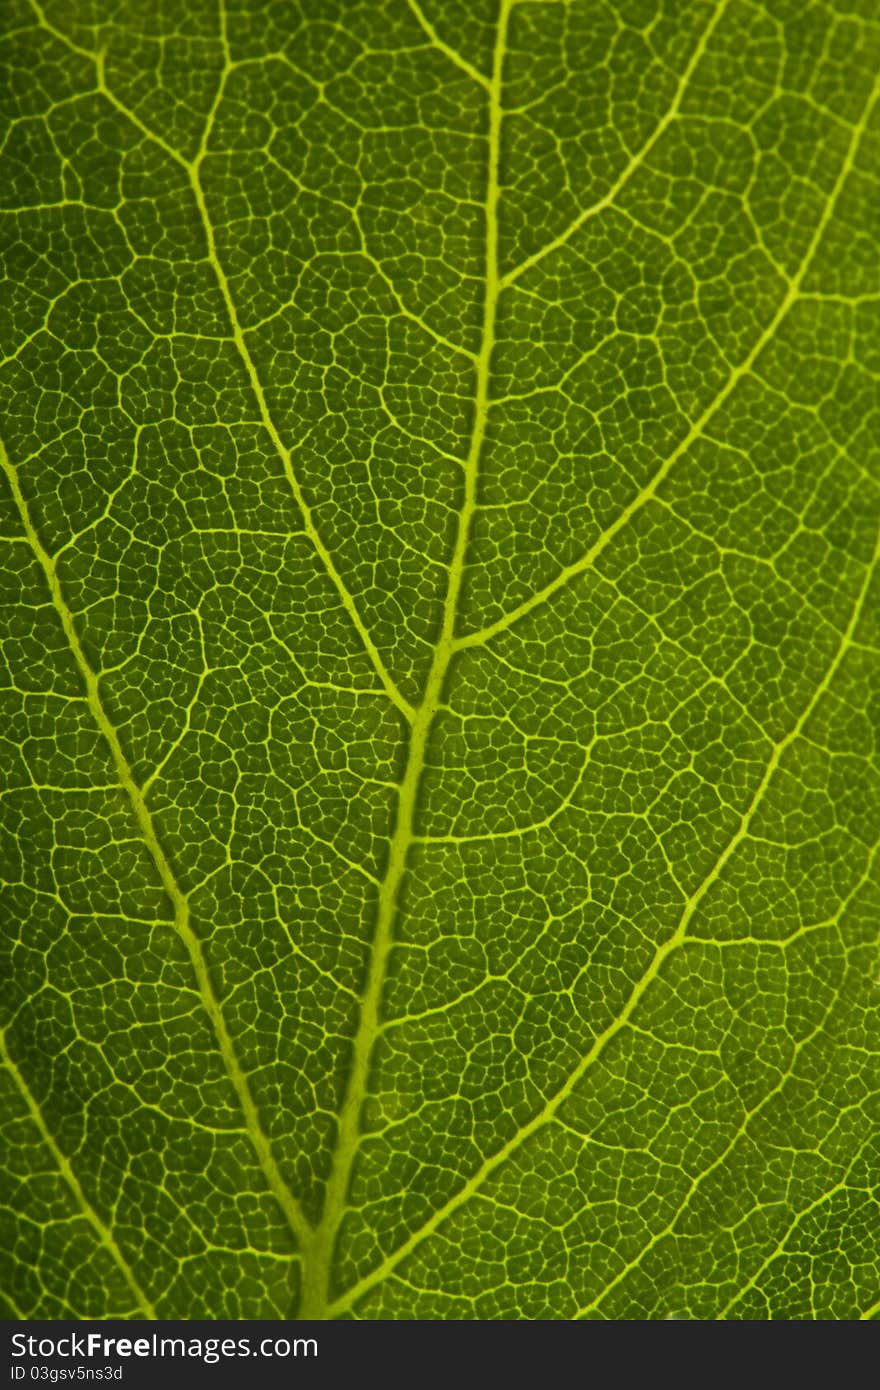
[2,0,880,1320]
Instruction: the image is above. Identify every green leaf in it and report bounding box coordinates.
[2,0,880,1321]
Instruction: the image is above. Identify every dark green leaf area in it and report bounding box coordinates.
[2,0,880,1322]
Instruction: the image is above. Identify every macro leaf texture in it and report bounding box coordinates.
[2,0,880,1322]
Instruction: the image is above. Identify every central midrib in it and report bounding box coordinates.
[297,0,512,1319]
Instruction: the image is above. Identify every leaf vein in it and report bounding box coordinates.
[0,440,313,1257]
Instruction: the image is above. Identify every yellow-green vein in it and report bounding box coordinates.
[499,0,729,289]
[0,440,312,1257]
[0,1027,158,1318]
[295,0,513,1319]
[458,75,880,653]
[318,57,880,1319]
[27,0,414,727]
[326,466,880,1317]
[186,6,415,726]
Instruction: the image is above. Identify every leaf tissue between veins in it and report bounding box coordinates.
[1,0,880,1321]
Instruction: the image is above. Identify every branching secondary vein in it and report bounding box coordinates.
[318,50,880,1322]
[0,1027,158,1318]
[26,0,415,728]
[296,0,514,1319]
[455,76,879,653]
[328,466,880,1317]
[0,440,313,1262]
